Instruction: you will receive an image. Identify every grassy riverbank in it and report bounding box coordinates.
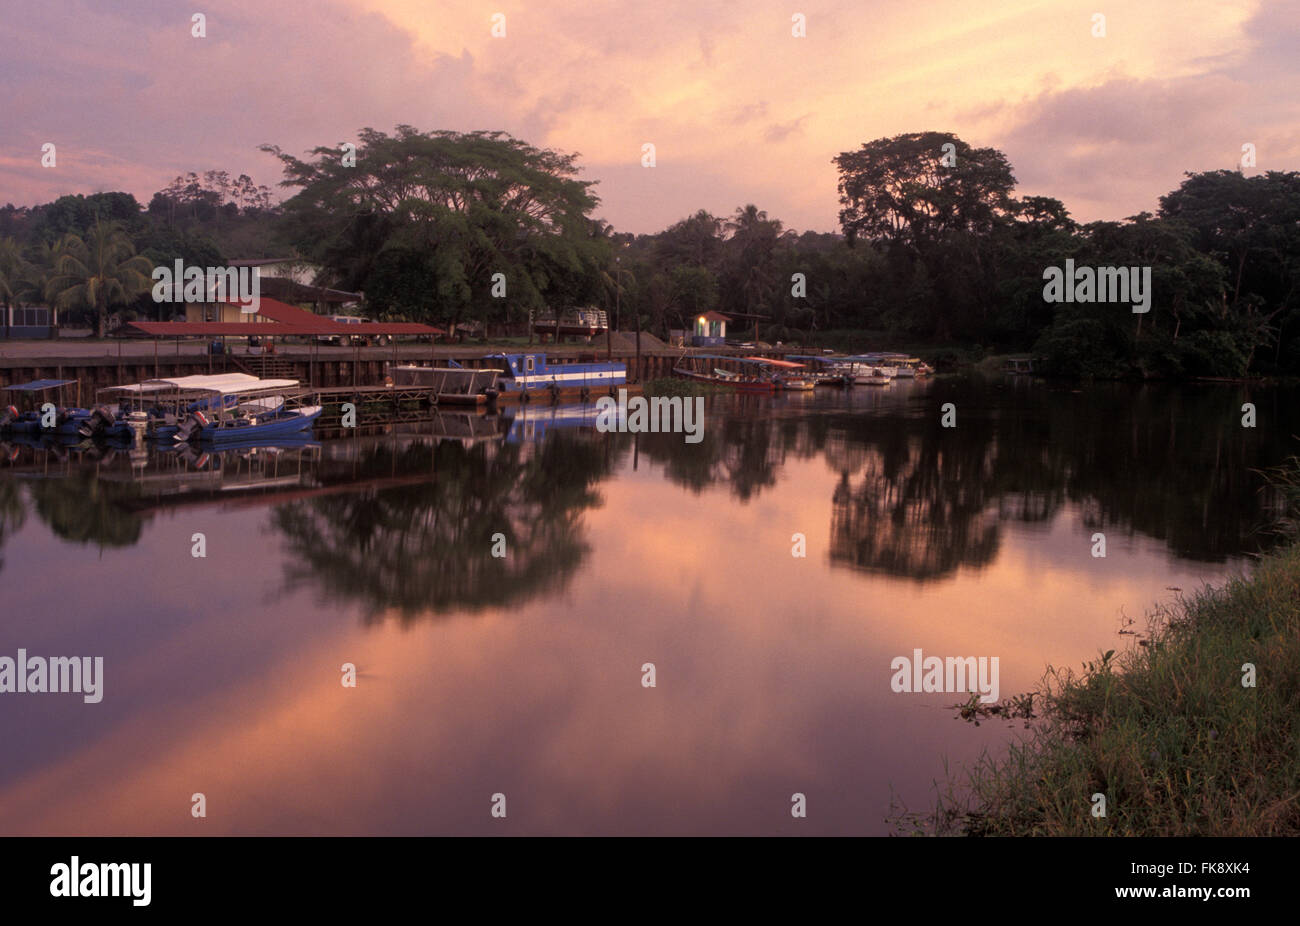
[932,542,1300,836]
[642,377,727,397]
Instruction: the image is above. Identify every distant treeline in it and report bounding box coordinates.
[1,128,1297,378]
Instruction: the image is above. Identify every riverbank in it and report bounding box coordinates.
[642,377,728,397]
[934,542,1300,836]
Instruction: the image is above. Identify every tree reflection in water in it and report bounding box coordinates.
[0,378,1294,594]
[271,432,622,623]
[636,379,1299,580]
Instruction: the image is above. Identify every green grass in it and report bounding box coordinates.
[642,377,725,397]
[919,544,1300,836]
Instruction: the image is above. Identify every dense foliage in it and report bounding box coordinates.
[2,126,1297,378]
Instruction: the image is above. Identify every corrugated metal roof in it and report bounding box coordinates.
[127,297,443,337]
[3,379,77,391]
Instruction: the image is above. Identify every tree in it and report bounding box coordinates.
[28,193,145,245]
[655,210,723,269]
[46,219,153,337]
[834,132,1017,249]
[1159,170,1300,371]
[721,204,785,320]
[263,126,605,328]
[0,237,25,313]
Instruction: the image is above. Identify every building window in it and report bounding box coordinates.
[14,307,50,327]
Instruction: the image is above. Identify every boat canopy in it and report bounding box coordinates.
[848,353,920,363]
[108,374,301,401]
[755,358,805,369]
[106,373,263,395]
[172,377,300,396]
[3,379,77,392]
[687,354,778,366]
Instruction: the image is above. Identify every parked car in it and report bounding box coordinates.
[317,315,390,346]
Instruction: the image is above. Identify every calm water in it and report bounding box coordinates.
[0,376,1292,835]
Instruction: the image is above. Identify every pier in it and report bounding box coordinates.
[0,341,688,398]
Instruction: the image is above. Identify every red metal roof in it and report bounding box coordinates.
[697,311,730,322]
[232,297,336,330]
[129,322,323,336]
[126,298,442,337]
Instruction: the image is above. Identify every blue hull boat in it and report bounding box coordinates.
[485,352,626,395]
[181,405,323,444]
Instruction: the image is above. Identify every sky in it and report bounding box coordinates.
[1,0,1296,236]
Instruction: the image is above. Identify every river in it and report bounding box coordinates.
[0,376,1290,834]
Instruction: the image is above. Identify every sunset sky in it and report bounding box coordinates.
[1,0,1296,235]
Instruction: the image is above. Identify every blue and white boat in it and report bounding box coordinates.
[86,373,270,440]
[503,402,621,444]
[485,353,625,397]
[167,378,321,444]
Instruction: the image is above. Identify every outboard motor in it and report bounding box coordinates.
[174,410,209,443]
[77,405,116,438]
[0,405,19,430]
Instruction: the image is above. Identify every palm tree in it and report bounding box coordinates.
[0,236,26,336]
[47,219,153,337]
[724,205,784,329]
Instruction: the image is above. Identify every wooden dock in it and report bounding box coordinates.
[306,381,645,428]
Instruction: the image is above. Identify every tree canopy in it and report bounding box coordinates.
[262,126,608,325]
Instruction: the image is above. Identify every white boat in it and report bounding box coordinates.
[855,353,931,377]
[845,361,894,385]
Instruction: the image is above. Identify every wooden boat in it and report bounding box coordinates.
[673,355,780,392]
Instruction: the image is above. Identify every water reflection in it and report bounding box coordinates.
[1,379,1297,836]
[0,378,1294,598]
[633,379,1293,578]
[272,431,619,622]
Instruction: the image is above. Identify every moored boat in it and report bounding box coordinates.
[532,308,609,341]
[87,373,278,440]
[388,363,501,404]
[162,378,320,444]
[0,379,91,436]
[176,403,323,443]
[485,352,626,399]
